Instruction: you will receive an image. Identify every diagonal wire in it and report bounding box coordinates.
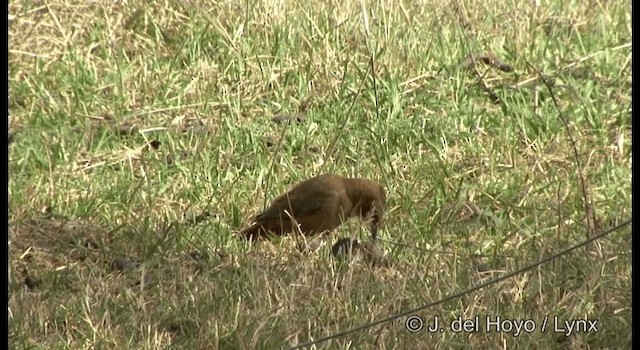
[289,219,631,350]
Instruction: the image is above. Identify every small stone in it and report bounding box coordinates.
[111,257,140,271]
[271,112,306,124]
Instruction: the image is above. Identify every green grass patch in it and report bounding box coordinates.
[9,0,630,348]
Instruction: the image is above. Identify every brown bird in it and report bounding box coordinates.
[239,174,386,241]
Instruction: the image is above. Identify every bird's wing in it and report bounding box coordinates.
[255,189,339,222]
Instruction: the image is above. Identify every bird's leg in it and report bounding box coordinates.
[370,218,379,240]
[370,201,385,240]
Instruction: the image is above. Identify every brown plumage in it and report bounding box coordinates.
[239,174,386,241]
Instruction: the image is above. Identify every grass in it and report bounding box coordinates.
[9,0,631,349]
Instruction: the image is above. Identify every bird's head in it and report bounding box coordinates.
[345,179,387,239]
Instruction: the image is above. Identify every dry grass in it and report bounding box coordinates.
[9,0,631,348]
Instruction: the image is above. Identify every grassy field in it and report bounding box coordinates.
[9,0,631,348]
